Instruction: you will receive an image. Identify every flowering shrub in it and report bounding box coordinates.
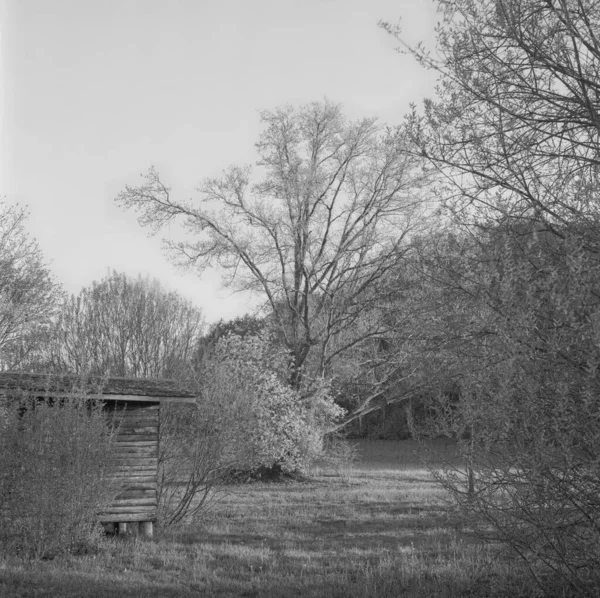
[206,332,344,475]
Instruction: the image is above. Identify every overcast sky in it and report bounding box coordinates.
[0,0,438,323]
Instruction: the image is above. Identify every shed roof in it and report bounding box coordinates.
[0,372,197,403]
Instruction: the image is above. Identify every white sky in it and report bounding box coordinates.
[0,0,438,323]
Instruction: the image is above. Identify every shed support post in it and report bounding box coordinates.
[117,522,128,536]
[139,521,153,539]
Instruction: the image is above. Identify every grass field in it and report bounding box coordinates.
[0,440,541,597]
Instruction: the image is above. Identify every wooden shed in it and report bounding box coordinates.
[0,372,196,539]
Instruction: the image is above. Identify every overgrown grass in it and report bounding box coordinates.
[0,440,547,597]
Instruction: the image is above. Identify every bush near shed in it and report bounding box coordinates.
[0,395,120,558]
[204,332,344,477]
[156,331,345,525]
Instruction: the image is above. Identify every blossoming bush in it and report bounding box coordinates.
[206,332,345,476]
[156,331,345,524]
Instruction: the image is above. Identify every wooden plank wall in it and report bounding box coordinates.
[100,401,159,523]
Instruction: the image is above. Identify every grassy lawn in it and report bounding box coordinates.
[0,440,539,597]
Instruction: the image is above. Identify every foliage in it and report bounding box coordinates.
[409,226,600,595]
[387,0,600,230]
[44,271,205,378]
[328,228,468,432]
[0,200,62,370]
[116,100,429,390]
[155,330,344,524]
[205,315,266,343]
[343,402,413,440]
[193,314,266,367]
[204,332,345,475]
[0,382,120,558]
[384,0,600,593]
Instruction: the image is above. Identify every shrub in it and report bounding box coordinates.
[410,230,600,596]
[317,433,358,482]
[0,391,120,558]
[207,332,344,476]
[154,332,345,525]
[157,396,239,525]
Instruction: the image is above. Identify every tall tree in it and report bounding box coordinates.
[46,271,205,378]
[116,101,428,387]
[0,200,61,370]
[329,225,491,430]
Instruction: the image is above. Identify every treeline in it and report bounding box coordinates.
[10,270,205,379]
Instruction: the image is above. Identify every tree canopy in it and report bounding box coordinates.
[117,100,430,386]
[0,200,61,370]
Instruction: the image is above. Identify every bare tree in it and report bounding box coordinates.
[117,100,428,387]
[0,200,61,370]
[46,271,205,378]
[384,0,600,231]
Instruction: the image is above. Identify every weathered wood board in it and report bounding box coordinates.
[100,400,160,523]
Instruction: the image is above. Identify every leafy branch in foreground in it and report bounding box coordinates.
[386,1,600,593]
